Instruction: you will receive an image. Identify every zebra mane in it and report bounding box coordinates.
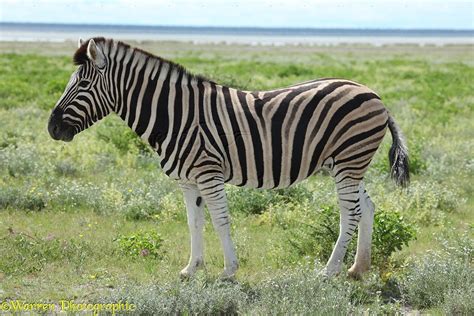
[73,37,211,83]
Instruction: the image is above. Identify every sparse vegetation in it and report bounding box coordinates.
[0,42,472,313]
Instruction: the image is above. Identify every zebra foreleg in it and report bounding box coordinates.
[179,183,206,279]
[322,179,362,277]
[348,183,375,279]
[197,177,238,279]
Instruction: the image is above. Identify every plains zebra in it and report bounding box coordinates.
[48,38,409,279]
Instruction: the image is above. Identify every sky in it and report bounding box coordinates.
[0,0,473,30]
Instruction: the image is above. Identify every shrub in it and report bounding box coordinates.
[100,275,249,314]
[399,234,473,313]
[442,287,474,315]
[0,131,20,149]
[371,208,416,268]
[121,196,162,221]
[115,230,164,259]
[227,184,312,215]
[0,186,46,211]
[99,267,357,314]
[54,159,79,176]
[285,204,348,261]
[118,182,182,221]
[0,144,44,177]
[99,267,406,314]
[252,268,353,314]
[282,204,416,270]
[227,187,278,215]
[48,180,103,211]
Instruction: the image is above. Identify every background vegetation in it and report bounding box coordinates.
[0,42,472,314]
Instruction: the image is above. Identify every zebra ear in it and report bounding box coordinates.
[78,38,84,48]
[86,39,106,68]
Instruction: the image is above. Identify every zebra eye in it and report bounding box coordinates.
[78,79,91,88]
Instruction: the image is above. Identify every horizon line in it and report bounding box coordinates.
[1,21,473,32]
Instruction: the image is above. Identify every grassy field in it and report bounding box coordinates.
[0,41,473,314]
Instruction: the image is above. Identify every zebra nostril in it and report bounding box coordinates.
[53,125,60,136]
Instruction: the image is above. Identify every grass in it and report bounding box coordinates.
[0,41,473,314]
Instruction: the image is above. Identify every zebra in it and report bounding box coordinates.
[48,38,409,279]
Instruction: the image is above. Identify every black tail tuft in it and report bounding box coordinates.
[387,115,410,187]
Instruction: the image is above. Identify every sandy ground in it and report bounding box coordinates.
[1,40,473,63]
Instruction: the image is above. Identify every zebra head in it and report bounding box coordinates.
[48,38,114,142]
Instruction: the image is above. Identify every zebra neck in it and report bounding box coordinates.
[114,59,204,158]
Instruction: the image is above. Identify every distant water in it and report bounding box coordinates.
[1,22,473,46]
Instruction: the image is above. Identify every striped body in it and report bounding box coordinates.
[49,38,409,279]
[180,80,387,189]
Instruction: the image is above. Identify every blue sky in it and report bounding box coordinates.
[1,0,473,29]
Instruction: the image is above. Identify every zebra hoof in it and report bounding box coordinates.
[347,265,368,280]
[319,266,340,279]
[218,271,236,282]
[179,269,193,281]
[179,260,204,280]
[219,264,238,281]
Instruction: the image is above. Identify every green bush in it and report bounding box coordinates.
[285,204,347,260]
[372,209,416,268]
[282,204,416,269]
[227,184,313,215]
[115,230,164,259]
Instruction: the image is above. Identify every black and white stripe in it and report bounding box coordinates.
[49,38,409,279]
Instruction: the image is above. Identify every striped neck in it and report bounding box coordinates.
[107,42,205,155]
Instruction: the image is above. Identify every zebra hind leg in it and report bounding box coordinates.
[348,183,375,279]
[322,178,362,277]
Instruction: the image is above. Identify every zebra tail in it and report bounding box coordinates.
[387,114,410,187]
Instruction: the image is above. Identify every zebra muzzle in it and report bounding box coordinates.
[48,108,75,142]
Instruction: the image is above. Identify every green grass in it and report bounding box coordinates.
[0,42,473,314]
